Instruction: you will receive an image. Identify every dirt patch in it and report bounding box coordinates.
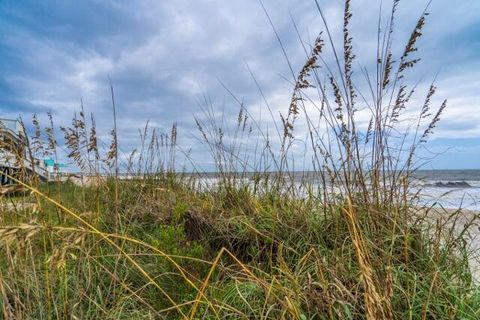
[68,175,106,187]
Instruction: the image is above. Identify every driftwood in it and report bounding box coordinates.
[0,185,28,196]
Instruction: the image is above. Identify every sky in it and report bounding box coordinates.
[0,0,479,170]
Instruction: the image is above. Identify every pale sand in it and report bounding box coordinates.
[418,207,480,282]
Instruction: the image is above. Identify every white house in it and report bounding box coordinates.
[0,118,49,185]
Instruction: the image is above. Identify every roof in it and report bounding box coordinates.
[0,118,24,141]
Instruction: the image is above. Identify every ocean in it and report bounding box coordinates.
[195,170,480,211]
[413,170,480,210]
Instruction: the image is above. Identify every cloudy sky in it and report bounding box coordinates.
[0,0,479,170]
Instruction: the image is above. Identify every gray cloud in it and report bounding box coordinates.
[1,0,479,169]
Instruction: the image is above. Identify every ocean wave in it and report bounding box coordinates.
[425,181,477,188]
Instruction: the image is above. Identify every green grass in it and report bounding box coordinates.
[0,178,478,319]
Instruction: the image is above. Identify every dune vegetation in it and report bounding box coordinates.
[1,0,479,319]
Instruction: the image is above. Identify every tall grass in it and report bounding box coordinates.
[1,0,479,319]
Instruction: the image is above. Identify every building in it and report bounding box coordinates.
[0,118,50,185]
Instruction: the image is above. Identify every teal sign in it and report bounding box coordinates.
[44,159,55,167]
